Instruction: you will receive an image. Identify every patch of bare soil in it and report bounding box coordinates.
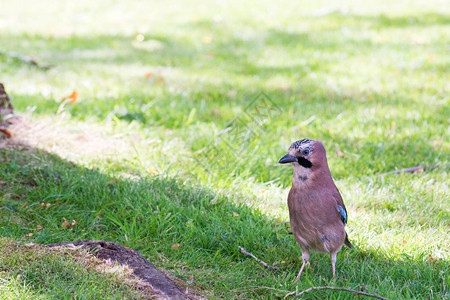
[45,240,201,299]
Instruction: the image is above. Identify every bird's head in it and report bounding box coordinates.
[279,139,328,172]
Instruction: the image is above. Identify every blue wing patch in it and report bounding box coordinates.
[338,205,347,225]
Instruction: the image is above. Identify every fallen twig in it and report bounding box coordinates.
[232,285,291,295]
[0,50,53,69]
[292,286,389,299]
[238,246,280,270]
[378,166,427,176]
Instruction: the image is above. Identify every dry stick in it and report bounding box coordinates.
[237,247,388,300]
[379,164,443,177]
[378,166,425,176]
[234,286,291,294]
[1,51,53,69]
[292,286,389,300]
[238,246,280,270]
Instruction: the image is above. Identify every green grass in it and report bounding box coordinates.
[0,0,449,298]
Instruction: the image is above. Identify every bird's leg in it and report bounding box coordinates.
[296,261,307,281]
[330,251,337,280]
[295,250,310,283]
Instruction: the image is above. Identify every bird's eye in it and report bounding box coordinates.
[302,149,310,156]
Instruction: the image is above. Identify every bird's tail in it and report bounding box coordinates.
[344,234,354,249]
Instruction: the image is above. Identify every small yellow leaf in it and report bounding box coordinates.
[157,76,165,85]
[202,36,212,44]
[232,212,239,217]
[414,167,424,173]
[147,167,159,175]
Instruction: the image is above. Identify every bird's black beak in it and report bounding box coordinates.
[279,153,298,164]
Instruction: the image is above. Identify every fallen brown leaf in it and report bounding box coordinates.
[336,149,345,157]
[0,129,12,137]
[107,178,119,185]
[61,91,78,103]
[171,243,181,249]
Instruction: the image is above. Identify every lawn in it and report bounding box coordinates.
[0,0,449,298]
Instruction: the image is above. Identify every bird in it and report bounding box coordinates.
[279,138,353,281]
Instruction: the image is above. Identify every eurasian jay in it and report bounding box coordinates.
[279,139,353,281]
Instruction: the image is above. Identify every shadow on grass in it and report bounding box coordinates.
[0,138,448,298]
